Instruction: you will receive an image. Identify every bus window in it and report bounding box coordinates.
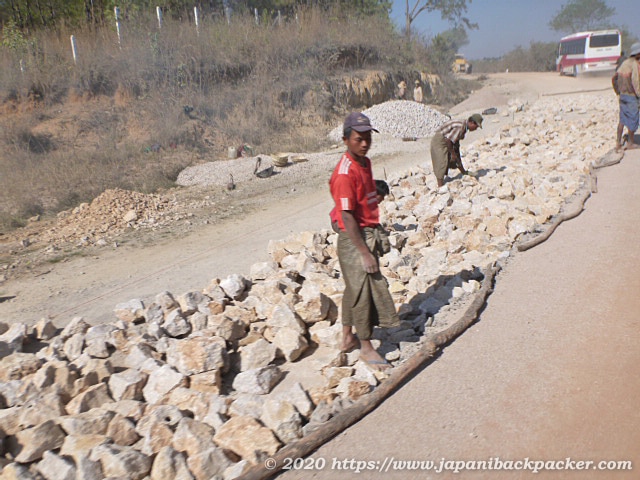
[589,34,620,48]
[560,38,586,56]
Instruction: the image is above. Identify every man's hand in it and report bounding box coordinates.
[342,210,379,274]
[361,250,378,273]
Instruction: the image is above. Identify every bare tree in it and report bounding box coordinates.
[404,0,476,41]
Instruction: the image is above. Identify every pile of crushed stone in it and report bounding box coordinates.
[328,100,450,141]
[31,189,179,247]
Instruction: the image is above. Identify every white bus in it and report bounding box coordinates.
[556,29,621,76]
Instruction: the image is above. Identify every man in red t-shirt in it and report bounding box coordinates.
[330,179,389,233]
[329,112,399,370]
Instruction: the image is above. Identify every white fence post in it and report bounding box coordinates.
[277,10,281,26]
[156,6,163,29]
[70,35,78,65]
[194,6,200,36]
[114,6,122,47]
[225,7,231,25]
[19,58,25,74]
[254,8,259,25]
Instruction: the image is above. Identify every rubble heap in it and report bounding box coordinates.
[328,100,450,141]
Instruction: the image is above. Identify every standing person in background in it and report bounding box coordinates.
[612,43,640,151]
[430,113,483,187]
[330,112,399,370]
[413,80,424,103]
[396,81,407,100]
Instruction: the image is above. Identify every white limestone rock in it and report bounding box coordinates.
[163,309,192,338]
[266,303,306,335]
[220,273,249,300]
[114,299,145,322]
[249,261,279,281]
[36,450,77,480]
[33,318,58,340]
[273,327,309,362]
[186,447,233,480]
[172,417,216,457]
[177,290,210,316]
[232,365,284,395]
[142,364,187,404]
[109,369,148,401]
[238,338,277,371]
[165,335,228,376]
[261,398,303,444]
[213,415,281,464]
[9,419,66,463]
[150,446,194,480]
[276,382,315,418]
[89,443,151,480]
[66,383,113,415]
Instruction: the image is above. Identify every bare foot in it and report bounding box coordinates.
[625,144,639,150]
[359,349,390,371]
[340,336,360,353]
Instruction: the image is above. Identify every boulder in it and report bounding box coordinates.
[113,299,145,322]
[9,419,66,463]
[213,415,281,464]
[261,398,303,444]
[108,369,148,401]
[66,383,113,415]
[165,336,227,376]
[150,446,194,480]
[273,327,308,362]
[142,365,186,404]
[186,447,233,480]
[172,417,216,457]
[238,338,277,371]
[36,451,77,480]
[89,443,151,480]
[232,365,284,395]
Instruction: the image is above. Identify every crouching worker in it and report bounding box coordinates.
[329,112,399,371]
[430,113,483,187]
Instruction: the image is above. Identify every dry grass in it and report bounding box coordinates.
[0,7,471,233]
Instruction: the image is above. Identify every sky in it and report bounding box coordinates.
[389,0,639,60]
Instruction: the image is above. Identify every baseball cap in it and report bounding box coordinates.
[343,112,379,133]
[629,42,640,57]
[469,113,483,128]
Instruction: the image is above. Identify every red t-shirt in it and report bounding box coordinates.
[329,206,339,225]
[329,152,379,231]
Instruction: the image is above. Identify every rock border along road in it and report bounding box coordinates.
[280,77,640,478]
